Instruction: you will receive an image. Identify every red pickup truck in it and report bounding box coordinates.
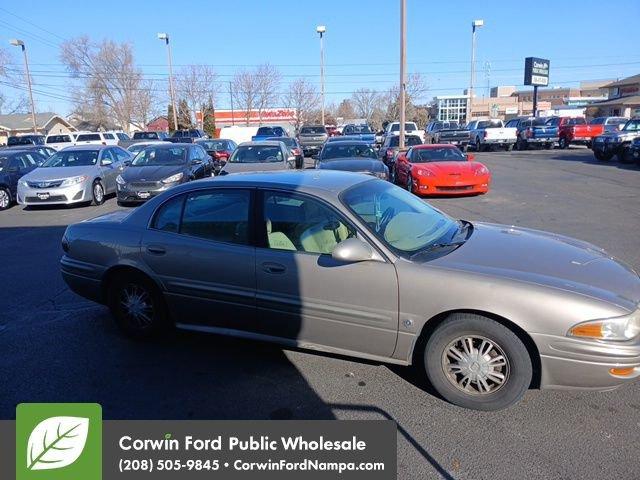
[544,117,603,149]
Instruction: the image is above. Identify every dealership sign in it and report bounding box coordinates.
[524,57,550,87]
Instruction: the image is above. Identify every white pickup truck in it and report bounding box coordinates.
[468,119,517,151]
[384,121,425,143]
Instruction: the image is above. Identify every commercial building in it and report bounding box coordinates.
[586,74,640,118]
[434,95,468,122]
[434,93,550,123]
[0,112,75,145]
[513,80,612,108]
[213,108,297,131]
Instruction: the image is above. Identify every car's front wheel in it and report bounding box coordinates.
[108,272,169,338]
[558,137,569,149]
[91,180,105,206]
[0,187,12,210]
[424,313,532,410]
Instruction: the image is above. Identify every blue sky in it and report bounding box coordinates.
[1,0,639,115]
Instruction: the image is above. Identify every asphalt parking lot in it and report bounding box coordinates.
[1,147,639,480]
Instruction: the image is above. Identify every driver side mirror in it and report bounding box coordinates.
[466,153,475,161]
[332,238,376,263]
[191,159,203,165]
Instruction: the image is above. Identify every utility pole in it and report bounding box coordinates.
[399,0,406,149]
[317,25,326,126]
[10,39,37,134]
[157,33,179,131]
[467,20,484,124]
[228,81,235,126]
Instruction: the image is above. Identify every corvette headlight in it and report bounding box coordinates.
[116,175,126,185]
[475,166,489,176]
[162,172,183,184]
[60,175,88,187]
[568,309,640,341]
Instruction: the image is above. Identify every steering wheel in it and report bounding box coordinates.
[376,207,395,233]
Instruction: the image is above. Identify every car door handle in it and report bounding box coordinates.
[146,245,166,255]
[261,262,286,274]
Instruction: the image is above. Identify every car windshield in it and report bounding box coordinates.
[131,147,187,166]
[133,132,161,139]
[321,144,377,160]
[228,145,283,163]
[341,180,459,256]
[413,147,467,162]
[42,150,99,167]
[300,126,326,134]
[622,119,640,131]
[128,144,152,153]
[347,125,373,134]
[198,140,230,151]
[390,123,417,132]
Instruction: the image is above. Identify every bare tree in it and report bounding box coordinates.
[0,47,31,115]
[283,78,320,131]
[232,68,260,126]
[351,88,381,122]
[60,36,143,133]
[255,63,281,124]
[132,79,160,129]
[177,65,219,125]
[383,73,428,122]
[336,99,356,120]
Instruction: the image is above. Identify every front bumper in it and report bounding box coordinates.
[532,332,640,390]
[116,181,178,204]
[17,182,92,205]
[414,177,490,196]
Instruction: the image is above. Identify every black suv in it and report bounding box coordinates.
[7,135,45,146]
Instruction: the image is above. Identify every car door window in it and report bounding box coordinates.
[101,149,116,165]
[112,147,130,163]
[262,191,356,254]
[152,194,185,233]
[181,189,250,245]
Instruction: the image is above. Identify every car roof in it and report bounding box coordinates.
[141,142,192,148]
[56,145,109,152]
[193,170,372,194]
[413,144,460,150]
[238,141,285,147]
[325,140,370,145]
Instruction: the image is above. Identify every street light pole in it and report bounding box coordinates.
[467,20,484,124]
[10,39,37,134]
[317,26,326,126]
[399,0,406,149]
[157,33,179,132]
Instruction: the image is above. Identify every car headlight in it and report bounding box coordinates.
[475,166,489,176]
[568,309,640,341]
[416,169,434,177]
[116,174,126,185]
[60,175,88,187]
[161,172,184,184]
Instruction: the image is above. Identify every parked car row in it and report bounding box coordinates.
[591,117,640,164]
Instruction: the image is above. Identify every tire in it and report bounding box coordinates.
[515,139,526,151]
[0,186,11,211]
[107,272,170,338]
[505,143,514,152]
[586,141,592,149]
[618,147,632,164]
[91,180,105,206]
[424,313,532,411]
[544,143,552,150]
[558,137,569,149]
[407,174,415,194]
[476,137,484,152]
[594,151,613,161]
[461,144,469,153]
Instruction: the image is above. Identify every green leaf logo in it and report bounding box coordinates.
[26,416,89,471]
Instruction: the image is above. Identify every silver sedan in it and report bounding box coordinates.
[17,145,132,206]
[60,171,640,410]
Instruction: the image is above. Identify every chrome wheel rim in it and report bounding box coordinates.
[442,335,510,395]
[120,284,153,329]
[94,183,104,203]
[0,189,9,208]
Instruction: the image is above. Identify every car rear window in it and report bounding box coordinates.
[477,120,503,128]
[76,134,102,141]
[47,135,72,143]
[389,135,422,147]
[300,126,327,134]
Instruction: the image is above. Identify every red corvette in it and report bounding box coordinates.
[393,144,490,196]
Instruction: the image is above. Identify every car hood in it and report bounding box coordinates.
[22,166,95,181]
[122,165,185,182]
[222,162,287,173]
[597,130,639,141]
[431,222,640,310]
[414,161,482,176]
[318,158,384,172]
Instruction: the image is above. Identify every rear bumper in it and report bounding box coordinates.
[532,332,640,390]
[525,137,558,143]
[483,138,516,144]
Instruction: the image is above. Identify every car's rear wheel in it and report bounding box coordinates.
[424,313,532,411]
[558,137,569,149]
[107,272,169,338]
[91,180,105,206]
[0,187,11,210]
[544,143,553,149]
[618,148,632,164]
